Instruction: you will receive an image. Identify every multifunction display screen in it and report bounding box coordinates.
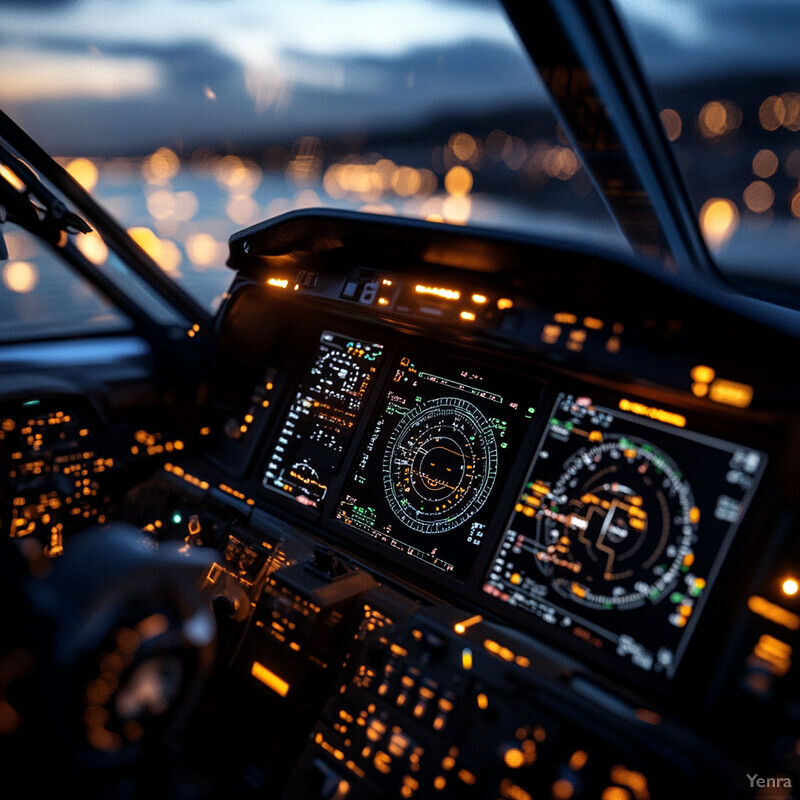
[483,392,766,678]
[262,331,384,508]
[336,352,540,577]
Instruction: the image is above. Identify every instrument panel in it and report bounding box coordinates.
[191,209,794,711]
[4,210,799,798]
[230,319,768,690]
[192,219,785,711]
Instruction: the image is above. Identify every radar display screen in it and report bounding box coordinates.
[262,331,384,508]
[483,392,766,679]
[335,352,540,577]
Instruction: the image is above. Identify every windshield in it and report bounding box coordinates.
[611,0,800,295]
[1,0,625,316]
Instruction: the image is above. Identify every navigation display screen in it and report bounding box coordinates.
[483,392,766,679]
[262,331,384,508]
[335,352,540,577]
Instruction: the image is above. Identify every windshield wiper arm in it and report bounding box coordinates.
[0,146,92,258]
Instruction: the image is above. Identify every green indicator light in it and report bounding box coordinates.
[171,511,183,525]
[565,421,574,430]
[670,592,684,604]
[22,399,40,407]
[604,602,613,610]
[649,587,661,600]
[690,585,703,597]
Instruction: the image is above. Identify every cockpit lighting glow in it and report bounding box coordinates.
[618,398,686,428]
[414,284,460,300]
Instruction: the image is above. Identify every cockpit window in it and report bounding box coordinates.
[0,0,627,315]
[611,0,800,295]
[0,226,132,342]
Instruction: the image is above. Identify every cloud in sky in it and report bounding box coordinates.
[2,0,798,154]
[613,0,800,80]
[0,0,543,155]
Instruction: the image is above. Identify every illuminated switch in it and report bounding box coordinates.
[340,280,360,299]
[297,270,318,287]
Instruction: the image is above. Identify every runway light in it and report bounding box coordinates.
[699,198,739,250]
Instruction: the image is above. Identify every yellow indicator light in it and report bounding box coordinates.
[497,297,514,310]
[569,750,589,771]
[378,297,390,306]
[690,364,716,384]
[691,382,709,398]
[635,708,663,726]
[414,284,460,300]
[373,751,392,774]
[783,578,800,596]
[476,693,489,710]
[609,766,649,798]
[754,634,792,676]
[434,776,446,790]
[583,316,603,330]
[748,595,800,630]
[458,769,477,785]
[708,379,753,409]
[554,312,577,324]
[461,647,473,670]
[267,277,289,289]
[542,324,561,344]
[459,310,476,321]
[618,398,686,428]
[453,614,482,634]
[503,747,525,769]
[600,788,631,800]
[251,661,290,697]
[471,293,488,304]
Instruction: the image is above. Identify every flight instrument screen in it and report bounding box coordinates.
[483,391,766,679]
[262,331,384,508]
[335,352,541,577]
